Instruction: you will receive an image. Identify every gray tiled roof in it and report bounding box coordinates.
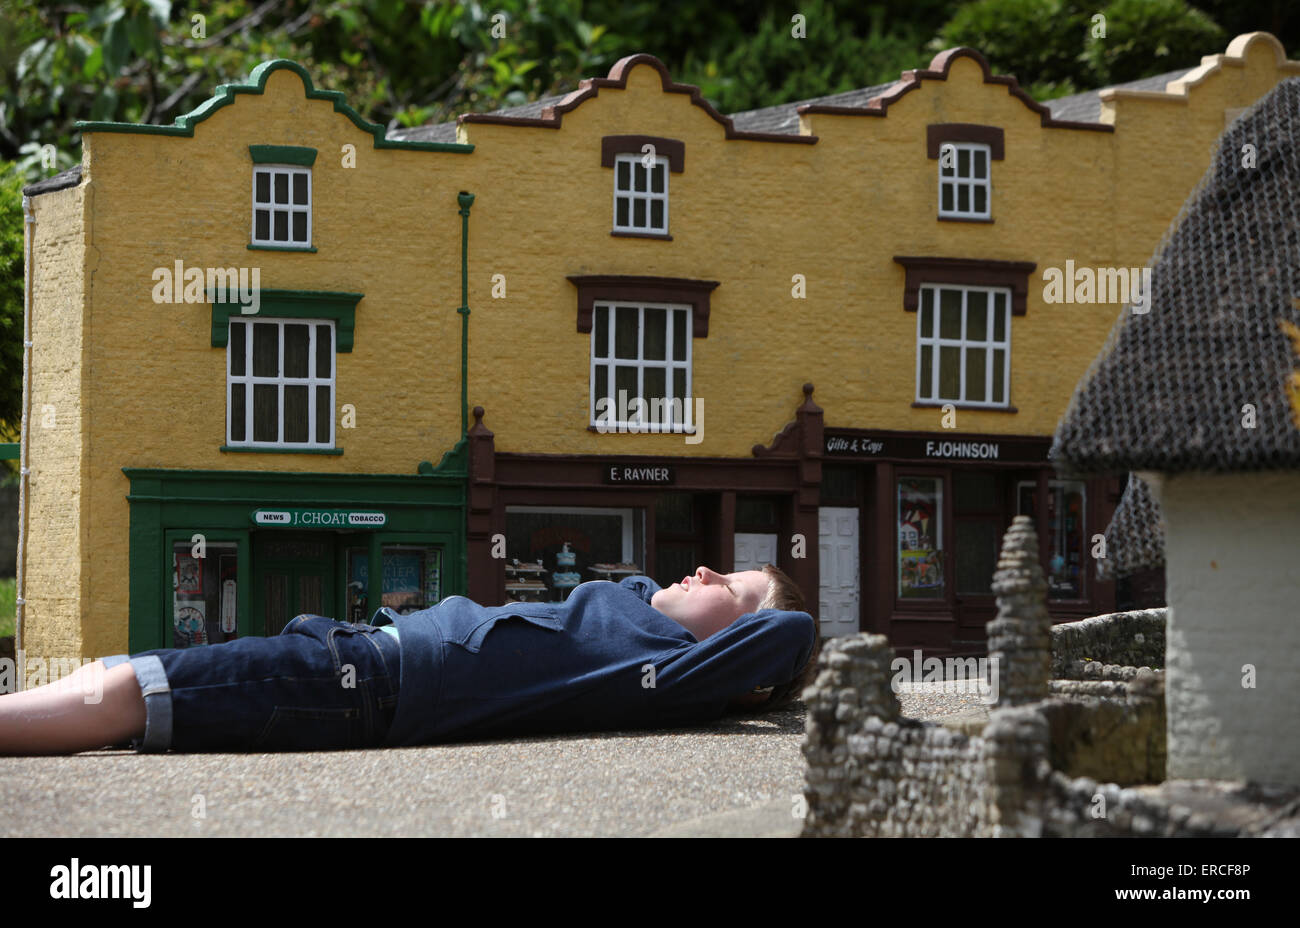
[1044,68,1193,123]
[388,92,572,143]
[727,81,899,134]
[22,165,82,197]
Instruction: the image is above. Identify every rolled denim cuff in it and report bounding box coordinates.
[98,654,172,753]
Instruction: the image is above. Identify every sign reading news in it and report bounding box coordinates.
[251,509,387,528]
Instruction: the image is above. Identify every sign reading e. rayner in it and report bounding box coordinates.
[252,509,387,528]
[603,464,676,485]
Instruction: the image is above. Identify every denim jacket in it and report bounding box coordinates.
[380,576,815,746]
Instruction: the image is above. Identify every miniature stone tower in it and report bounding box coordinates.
[987,515,1053,706]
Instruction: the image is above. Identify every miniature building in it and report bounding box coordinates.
[801,515,1299,837]
[1050,76,1300,785]
[14,33,1300,663]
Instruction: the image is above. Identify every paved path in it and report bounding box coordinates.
[0,687,991,838]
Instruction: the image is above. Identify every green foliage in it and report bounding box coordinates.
[938,0,1223,100]
[0,577,15,639]
[1083,0,1224,84]
[0,160,24,433]
[681,0,932,114]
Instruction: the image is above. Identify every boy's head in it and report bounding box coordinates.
[650,563,822,713]
[735,564,822,713]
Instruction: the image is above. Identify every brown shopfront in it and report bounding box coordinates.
[458,397,1126,656]
[821,428,1123,656]
[462,404,822,609]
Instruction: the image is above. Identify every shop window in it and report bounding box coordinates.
[346,545,443,620]
[591,303,693,432]
[938,142,990,219]
[252,164,312,248]
[736,496,779,532]
[1018,480,1086,599]
[916,285,1011,407]
[227,319,335,448]
[504,506,645,602]
[613,153,669,234]
[897,476,944,599]
[820,466,858,505]
[172,541,240,647]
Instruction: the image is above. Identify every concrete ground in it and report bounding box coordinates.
[0,688,990,838]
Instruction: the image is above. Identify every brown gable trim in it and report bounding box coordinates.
[927,123,1005,159]
[601,135,685,172]
[893,255,1037,316]
[461,54,818,145]
[567,274,720,338]
[800,47,1114,133]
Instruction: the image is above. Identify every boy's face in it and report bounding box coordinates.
[651,566,769,641]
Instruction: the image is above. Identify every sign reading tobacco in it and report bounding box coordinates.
[603,464,676,485]
[823,430,1048,463]
[252,509,387,528]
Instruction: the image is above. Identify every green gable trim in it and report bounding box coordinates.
[246,243,318,253]
[210,288,363,350]
[220,445,344,455]
[76,59,474,154]
[250,144,317,166]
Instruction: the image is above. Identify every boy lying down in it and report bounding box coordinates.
[0,566,821,754]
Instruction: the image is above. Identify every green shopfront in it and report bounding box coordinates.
[123,461,466,652]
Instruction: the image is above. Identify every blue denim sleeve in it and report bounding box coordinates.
[617,575,662,604]
[650,609,816,700]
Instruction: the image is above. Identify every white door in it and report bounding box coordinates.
[819,507,860,637]
[734,532,778,575]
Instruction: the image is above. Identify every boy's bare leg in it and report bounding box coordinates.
[0,660,147,755]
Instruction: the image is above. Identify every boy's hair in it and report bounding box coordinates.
[730,563,823,714]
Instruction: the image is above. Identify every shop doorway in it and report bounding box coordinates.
[252,533,337,635]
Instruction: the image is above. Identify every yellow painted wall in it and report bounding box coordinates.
[22,32,1300,656]
[23,184,89,657]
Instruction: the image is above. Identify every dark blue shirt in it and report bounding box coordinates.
[380,576,815,746]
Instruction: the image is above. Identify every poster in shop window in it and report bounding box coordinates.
[898,477,944,599]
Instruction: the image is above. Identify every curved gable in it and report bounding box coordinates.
[76,59,473,153]
[798,46,1113,133]
[460,53,816,144]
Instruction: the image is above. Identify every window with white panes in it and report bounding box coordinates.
[227,319,335,448]
[252,165,312,247]
[590,302,692,431]
[938,142,991,219]
[916,285,1011,407]
[613,153,669,234]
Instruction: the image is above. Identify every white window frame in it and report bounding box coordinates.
[937,142,991,220]
[252,164,312,247]
[227,317,335,449]
[612,153,669,234]
[915,284,1011,408]
[589,301,693,432]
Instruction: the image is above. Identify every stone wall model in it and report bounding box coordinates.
[800,514,1188,838]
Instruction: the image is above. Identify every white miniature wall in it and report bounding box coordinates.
[1143,470,1300,784]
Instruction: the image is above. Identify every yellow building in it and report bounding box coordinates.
[15,32,1300,663]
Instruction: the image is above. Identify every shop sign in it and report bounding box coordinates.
[251,509,387,528]
[824,431,1047,463]
[603,464,676,485]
